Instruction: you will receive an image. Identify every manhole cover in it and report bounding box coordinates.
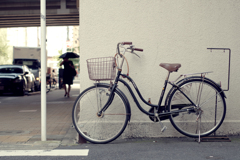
[0,130,24,135]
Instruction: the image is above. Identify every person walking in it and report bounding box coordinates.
[60,58,75,97]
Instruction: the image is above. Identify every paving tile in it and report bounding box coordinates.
[0,87,80,147]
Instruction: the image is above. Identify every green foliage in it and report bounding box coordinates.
[53,49,63,68]
[0,29,9,64]
[67,48,72,52]
[70,57,80,68]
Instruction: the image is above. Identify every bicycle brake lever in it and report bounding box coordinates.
[132,51,140,58]
[127,46,141,58]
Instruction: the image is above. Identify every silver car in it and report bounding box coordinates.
[0,64,35,96]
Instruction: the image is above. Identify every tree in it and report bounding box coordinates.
[0,29,9,64]
[55,49,63,68]
[68,48,80,71]
[54,49,80,70]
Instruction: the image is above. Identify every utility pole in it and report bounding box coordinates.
[67,26,69,41]
[40,0,47,141]
[37,27,40,47]
[25,27,27,46]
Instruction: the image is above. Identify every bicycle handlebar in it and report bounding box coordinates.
[116,42,143,75]
[117,42,143,57]
[121,42,132,45]
[133,48,143,52]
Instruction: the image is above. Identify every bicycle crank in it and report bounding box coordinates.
[148,108,178,122]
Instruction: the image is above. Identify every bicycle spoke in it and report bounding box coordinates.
[72,85,129,143]
[168,79,226,138]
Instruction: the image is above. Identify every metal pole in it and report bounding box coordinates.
[77,0,86,143]
[207,48,231,91]
[40,0,47,141]
[78,0,80,90]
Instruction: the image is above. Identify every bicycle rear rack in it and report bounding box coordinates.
[171,71,213,84]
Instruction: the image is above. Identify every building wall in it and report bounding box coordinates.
[72,26,79,53]
[79,0,240,137]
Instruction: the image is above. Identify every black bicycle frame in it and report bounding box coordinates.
[99,70,197,117]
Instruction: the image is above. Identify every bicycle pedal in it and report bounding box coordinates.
[161,126,167,132]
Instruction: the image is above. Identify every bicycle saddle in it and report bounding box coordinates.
[160,63,181,72]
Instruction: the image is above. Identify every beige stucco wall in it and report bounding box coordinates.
[79,0,240,137]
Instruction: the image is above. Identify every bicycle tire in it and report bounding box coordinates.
[46,83,51,93]
[72,84,129,144]
[168,78,226,138]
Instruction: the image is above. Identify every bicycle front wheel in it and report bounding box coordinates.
[72,84,129,144]
[168,79,226,138]
[46,82,51,93]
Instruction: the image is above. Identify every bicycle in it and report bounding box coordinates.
[46,74,51,93]
[72,42,226,144]
[46,75,57,93]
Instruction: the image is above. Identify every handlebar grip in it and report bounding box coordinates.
[134,48,143,52]
[122,42,132,45]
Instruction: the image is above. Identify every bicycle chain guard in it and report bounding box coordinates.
[148,108,169,122]
[148,108,179,122]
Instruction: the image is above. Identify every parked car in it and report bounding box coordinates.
[0,64,35,96]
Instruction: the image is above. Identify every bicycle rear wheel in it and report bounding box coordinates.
[72,84,129,144]
[168,78,226,138]
[46,82,51,93]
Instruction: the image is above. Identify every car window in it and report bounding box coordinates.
[0,68,23,73]
[14,68,23,73]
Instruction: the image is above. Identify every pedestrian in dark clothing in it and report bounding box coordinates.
[60,58,75,97]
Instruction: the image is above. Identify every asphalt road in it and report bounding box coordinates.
[0,137,239,160]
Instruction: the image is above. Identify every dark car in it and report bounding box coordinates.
[0,64,35,96]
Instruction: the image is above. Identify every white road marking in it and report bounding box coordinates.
[47,101,75,104]
[0,149,89,156]
[47,101,65,104]
[19,110,37,112]
[31,101,75,104]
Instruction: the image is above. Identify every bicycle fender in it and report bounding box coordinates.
[165,76,227,112]
[94,83,132,122]
[179,76,227,98]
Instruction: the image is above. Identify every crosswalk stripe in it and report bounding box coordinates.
[0,149,89,156]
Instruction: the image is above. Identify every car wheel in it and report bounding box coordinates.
[34,84,38,91]
[18,84,26,96]
[38,83,41,91]
[31,83,35,92]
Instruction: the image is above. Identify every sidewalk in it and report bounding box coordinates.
[0,80,237,151]
[0,82,80,150]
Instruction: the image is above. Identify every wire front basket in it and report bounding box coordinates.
[87,57,116,81]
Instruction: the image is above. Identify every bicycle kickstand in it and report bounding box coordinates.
[156,116,167,132]
[154,108,167,132]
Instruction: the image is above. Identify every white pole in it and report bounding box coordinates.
[40,0,47,141]
[78,0,81,91]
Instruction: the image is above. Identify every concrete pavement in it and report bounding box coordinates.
[0,81,80,150]
[0,79,239,153]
